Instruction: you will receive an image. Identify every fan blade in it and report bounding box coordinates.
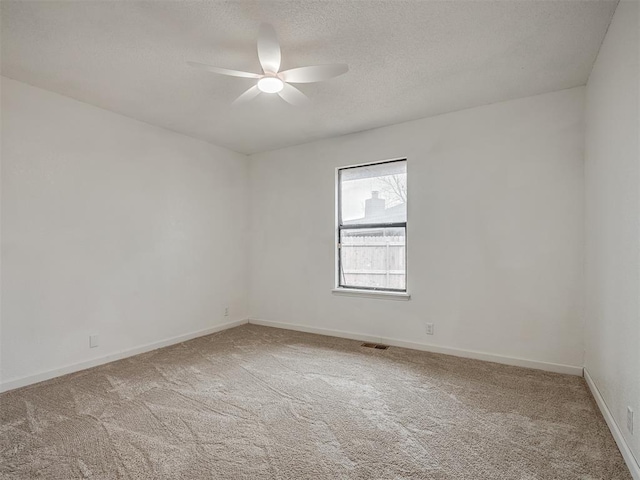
[187,61,261,79]
[279,64,349,84]
[277,83,309,106]
[232,85,261,105]
[257,23,281,74]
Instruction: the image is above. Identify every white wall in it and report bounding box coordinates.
[585,0,640,467]
[1,78,250,387]
[249,87,585,372]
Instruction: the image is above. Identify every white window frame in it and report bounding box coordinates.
[333,158,410,300]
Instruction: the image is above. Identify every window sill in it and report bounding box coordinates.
[331,288,411,301]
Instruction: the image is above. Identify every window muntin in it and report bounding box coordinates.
[337,160,407,292]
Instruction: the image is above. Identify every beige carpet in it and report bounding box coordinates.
[0,324,631,479]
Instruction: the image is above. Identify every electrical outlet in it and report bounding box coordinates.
[425,323,434,335]
[89,335,99,348]
[224,307,229,317]
[627,407,634,435]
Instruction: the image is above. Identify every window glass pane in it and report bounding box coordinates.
[340,227,406,290]
[340,161,407,225]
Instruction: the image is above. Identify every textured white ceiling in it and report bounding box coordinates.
[1,0,617,155]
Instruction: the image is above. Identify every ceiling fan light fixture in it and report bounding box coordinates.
[188,23,348,105]
[257,76,284,93]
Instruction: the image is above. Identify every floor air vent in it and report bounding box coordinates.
[361,343,389,350]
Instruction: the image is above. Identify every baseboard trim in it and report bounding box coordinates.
[0,319,249,393]
[584,368,640,479]
[248,319,583,376]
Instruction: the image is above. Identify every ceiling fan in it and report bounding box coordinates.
[188,23,348,106]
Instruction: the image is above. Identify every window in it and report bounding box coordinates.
[337,159,407,292]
